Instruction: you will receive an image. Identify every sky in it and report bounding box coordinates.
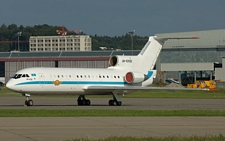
[1,0,225,37]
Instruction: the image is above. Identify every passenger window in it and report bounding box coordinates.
[22,74,26,77]
[114,76,116,78]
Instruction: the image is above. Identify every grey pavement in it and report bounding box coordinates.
[0,97,225,141]
[0,117,225,141]
[0,97,225,110]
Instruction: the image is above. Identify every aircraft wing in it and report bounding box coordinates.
[83,86,208,94]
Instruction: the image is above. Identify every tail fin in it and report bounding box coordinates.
[136,36,199,72]
[108,36,198,73]
[137,36,164,71]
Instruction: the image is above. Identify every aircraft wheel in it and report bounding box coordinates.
[78,100,84,106]
[116,101,122,106]
[27,100,33,106]
[108,100,113,106]
[86,99,91,105]
[109,100,116,106]
[25,100,28,106]
[77,100,81,105]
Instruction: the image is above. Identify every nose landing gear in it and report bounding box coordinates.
[23,94,33,106]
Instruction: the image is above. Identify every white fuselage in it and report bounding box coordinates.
[6,67,151,95]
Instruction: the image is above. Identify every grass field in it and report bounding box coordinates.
[0,109,225,117]
[66,134,225,141]
[1,86,225,99]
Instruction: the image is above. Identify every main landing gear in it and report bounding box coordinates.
[77,95,91,106]
[77,93,122,106]
[23,94,33,106]
[108,92,122,106]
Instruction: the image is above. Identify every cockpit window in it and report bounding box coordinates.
[12,74,18,79]
[12,74,30,79]
[16,74,22,79]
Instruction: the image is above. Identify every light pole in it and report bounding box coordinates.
[129,30,135,55]
[17,32,22,51]
[17,32,22,69]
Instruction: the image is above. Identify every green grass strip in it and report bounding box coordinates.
[2,87,225,99]
[0,109,225,117]
[67,134,225,141]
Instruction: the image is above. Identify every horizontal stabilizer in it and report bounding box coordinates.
[154,36,199,42]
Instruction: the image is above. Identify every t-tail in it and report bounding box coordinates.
[108,36,199,86]
[108,36,198,72]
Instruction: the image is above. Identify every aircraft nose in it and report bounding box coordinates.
[6,80,14,90]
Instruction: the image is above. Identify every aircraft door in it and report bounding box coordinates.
[39,73,45,87]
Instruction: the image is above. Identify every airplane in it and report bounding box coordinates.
[6,36,204,106]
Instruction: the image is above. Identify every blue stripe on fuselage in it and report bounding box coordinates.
[15,81,127,86]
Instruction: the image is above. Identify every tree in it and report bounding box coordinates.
[0,24,147,52]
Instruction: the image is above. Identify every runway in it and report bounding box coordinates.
[0,97,225,141]
[1,117,225,141]
[0,96,225,110]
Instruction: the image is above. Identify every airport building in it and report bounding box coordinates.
[1,29,225,85]
[155,29,225,84]
[29,35,92,52]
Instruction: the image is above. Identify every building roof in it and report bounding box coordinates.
[0,50,140,59]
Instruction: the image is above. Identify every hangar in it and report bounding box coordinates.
[156,29,225,84]
[0,29,225,84]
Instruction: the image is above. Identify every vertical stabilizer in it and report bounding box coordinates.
[108,36,198,73]
[135,36,199,72]
[137,36,164,71]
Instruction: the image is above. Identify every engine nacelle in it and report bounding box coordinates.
[125,72,147,84]
[109,56,134,67]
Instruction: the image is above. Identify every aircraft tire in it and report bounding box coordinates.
[25,100,28,106]
[108,100,113,106]
[77,100,83,106]
[86,100,91,105]
[109,100,116,106]
[78,100,90,106]
[27,100,33,106]
[116,101,122,106]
